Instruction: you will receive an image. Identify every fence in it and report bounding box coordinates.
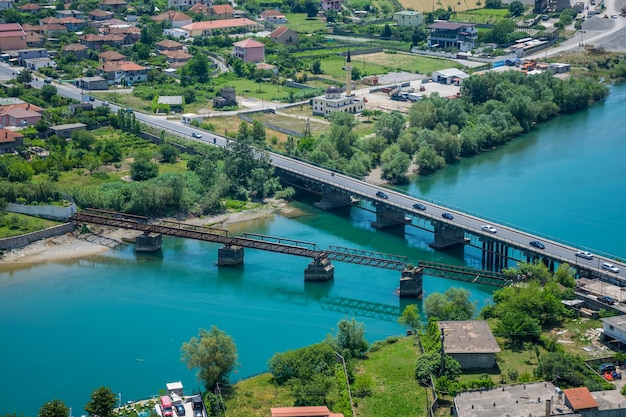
[6,202,76,221]
[239,111,305,138]
[0,223,75,250]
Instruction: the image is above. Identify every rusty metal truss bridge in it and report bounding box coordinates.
[319,296,402,322]
[417,260,512,287]
[71,209,409,271]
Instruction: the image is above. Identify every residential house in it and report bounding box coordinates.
[427,22,477,52]
[78,33,125,50]
[0,128,24,154]
[320,0,342,11]
[152,11,193,28]
[18,3,41,13]
[16,48,47,65]
[156,39,183,52]
[77,76,109,90]
[162,49,192,67]
[99,50,127,64]
[182,18,261,37]
[602,314,626,348]
[102,26,142,44]
[260,9,287,24]
[56,10,85,19]
[269,26,298,47]
[25,32,45,48]
[0,0,14,11]
[231,10,248,18]
[89,9,114,21]
[0,102,43,127]
[188,3,210,16]
[98,60,148,85]
[256,62,278,74]
[49,123,87,139]
[39,23,68,37]
[163,28,190,40]
[69,102,94,114]
[100,0,127,12]
[439,320,500,369]
[57,17,86,31]
[0,23,27,51]
[24,57,56,71]
[393,11,423,27]
[210,4,235,19]
[232,38,264,63]
[62,43,89,59]
[168,0,197,10]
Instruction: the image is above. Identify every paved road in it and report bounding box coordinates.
[2,62,624,281]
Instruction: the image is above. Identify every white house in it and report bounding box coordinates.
[393,11,423,27]
[602,315,626,347]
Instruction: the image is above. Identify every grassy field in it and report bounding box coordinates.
[284,13,329,33]
[453,8,509,24]
[0,212,62,238]
[398,0,483,12]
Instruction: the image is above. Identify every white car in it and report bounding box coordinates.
[601,262,620,273]
[575,251,594,260]
[481,225,497,233]
[191,132,202,138]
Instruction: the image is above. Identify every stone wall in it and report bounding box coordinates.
[0,223,75,250]
[6,203,77,221]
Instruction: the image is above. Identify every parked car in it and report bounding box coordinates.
[602,262,620,273]
[174,404,185,416]
[598,296,616,305]
[599,363,617,373]
[44,78,52,83]
[441,213,454,220]
[102,101,109,107]
[575,251,594,260]
[125,108,133,113]
[89,96,95,101]
[191,132,202,138]
[413,203,426,210]
[481,225,497,233]
[376,191,388,199]
[529,241,545,249]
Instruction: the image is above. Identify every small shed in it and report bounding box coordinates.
[439,320,501,369]
[432,68,469,85]
[362,75,379,86]
[563,387,599,412]
[166,381,184,397]
[157,95,183,112]
[181,113,204,124]
[49,123,87,139]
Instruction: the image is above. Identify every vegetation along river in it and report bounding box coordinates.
[2,83,626,417]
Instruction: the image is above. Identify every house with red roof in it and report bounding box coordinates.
[182,18,260,37]
[78,33,125,50]
[18,3,41,13]
[210,4,235,19]
[0,129,24,154]
[89,9,113,21]
[25,32,45,47]
[188,3,210,15]
[62,43,89,59]
[98,60,148,85]
[0,23,27,51]
[269,26,298,47]
[233,38,265,63]
[562,387,599,412]
[152,11,192,28]
[162,49,192,67]
[0,103,43,127]
[101,25,141,44]
[99,50,127,64]
[260,9,288,24]
[157,39,184,52]
[100,0,127,12]
[270,406,344,417]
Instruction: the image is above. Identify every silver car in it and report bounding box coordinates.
[575,251,594,260]
[602,262,620,273]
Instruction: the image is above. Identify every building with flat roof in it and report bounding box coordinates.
[427,22,477,52]
[393,11,423,27]
[440,320,500,368]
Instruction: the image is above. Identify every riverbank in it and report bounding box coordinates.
[0,199,294,266]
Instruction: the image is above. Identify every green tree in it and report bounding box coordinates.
[41,84,57,102]
[495,310,542,345]
[311,60,322,74]
[415,352,461,383]
[159,143,180,163]
[327,318,369,359]
[39,400,69,417]
[415,145,445,174]
[375,111,404,143]
[84,387,116,417]
[509,0,525,16]
[398,304,421,333]
[181,326,239,391]
[424,288,476,320]
[382,24,393,37]
[304,0,319,17]
[380,145,410,183]
[554,263,576,288]
[292,374,334,406]
[251,120,266,145]
[16,69,33,85]
[130,153,159,181]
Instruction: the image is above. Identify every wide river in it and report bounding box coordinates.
[2,84,626,417]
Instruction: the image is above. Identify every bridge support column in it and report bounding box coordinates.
[304,255,334,281]
[429,222,465,249]
[399,266,424,298]
[314,187,352,210]
[217,245,244,266]
[135,232,162,252]
[371,204,405,229]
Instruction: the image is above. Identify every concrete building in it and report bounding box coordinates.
[0,102,43,127]
[99,50,127,64]
[601,315,626,348]
[269,26,299,47]
[439,320,500,369]
[393,11,423,27]
[156,39,183,52]
[49,123,87,139]
[62,43,88,59]
[260,9,288,24]
[0,128,24,154]
[157,96,183,112]
[77,76,109,90]
[311,52,363,117]
[98,61,148,85]
[232,38,265,63]
[432,68,470,85]
[320,0,343,11]
[0,23,26,51]
[453,382,573,417]
[24,57,56,71]
[182,18,260,37]
[427,22,477,52]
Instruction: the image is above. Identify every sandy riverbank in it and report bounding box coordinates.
[0,199,297,266]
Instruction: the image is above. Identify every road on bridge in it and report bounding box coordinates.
[2,63,623,282]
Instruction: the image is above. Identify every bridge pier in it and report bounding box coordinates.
[217,245,244,266]
[429,222,465,249]
[314,187,352,210]
[399,266,423,298]
[304,255,334,281]
[371,204,405,229]
[135,232,162,252]
[482,241,510,272]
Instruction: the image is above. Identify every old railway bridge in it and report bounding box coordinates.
[71,209,512,298]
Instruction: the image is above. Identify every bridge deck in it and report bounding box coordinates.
[418,260,512,287]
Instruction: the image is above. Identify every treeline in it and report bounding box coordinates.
[284,72,608,181]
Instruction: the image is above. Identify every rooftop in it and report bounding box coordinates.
[563,387,599,411]
[439,320,501,354]
[182,18,258,31]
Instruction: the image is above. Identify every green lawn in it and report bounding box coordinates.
[284,13,329,33]
[223,374,295,417]
[0,213,62,239]
[453,8,509,24]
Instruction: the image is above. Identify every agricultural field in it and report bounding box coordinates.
[398,0,483,12]
[284,13,329,33]
[452,8,510,24]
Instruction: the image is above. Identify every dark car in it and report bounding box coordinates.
[600,363,617,373]
[44,78,52,83]
[529,240,545,249]
[376,191,388,199]
[125,108,133,113]
[174,404,185,416]
[441,212,454,220]
[598,296,616,305]
[193,411,202,417]
[192,396,203,411]
[413,203,426,211]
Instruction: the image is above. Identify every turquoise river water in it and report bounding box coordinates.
[2,84,626,417]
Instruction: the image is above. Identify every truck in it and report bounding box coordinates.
[407,93,422,102]
[161,396,173,417]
